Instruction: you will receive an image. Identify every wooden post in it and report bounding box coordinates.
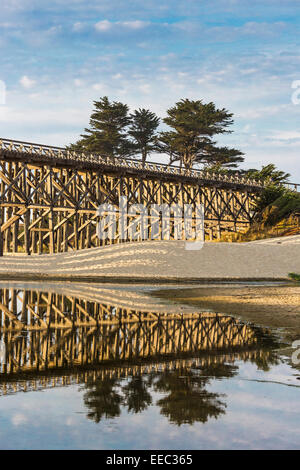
[0,207,3,257]
[24,209,30,256]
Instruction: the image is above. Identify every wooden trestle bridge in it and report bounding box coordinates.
[0,138,265,255]
[0,286,272,395]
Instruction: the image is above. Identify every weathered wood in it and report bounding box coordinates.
[0,138,264,255]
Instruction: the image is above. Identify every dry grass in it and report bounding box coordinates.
[217,215,300,243]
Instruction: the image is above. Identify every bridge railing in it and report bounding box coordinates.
[0,137,264,188]
[284,182,300,192]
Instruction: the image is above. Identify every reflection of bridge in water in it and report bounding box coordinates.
[0,286,277,401]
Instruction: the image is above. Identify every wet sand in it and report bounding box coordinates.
[152,284,300,341]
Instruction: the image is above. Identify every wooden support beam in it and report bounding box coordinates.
[0,155,260,254]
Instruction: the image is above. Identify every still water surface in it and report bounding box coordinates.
[0,282,299,450]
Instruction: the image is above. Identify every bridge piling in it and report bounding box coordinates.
[0,138,264,255]
[0,209,3,257]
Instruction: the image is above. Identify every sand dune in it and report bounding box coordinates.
[0,236,299,281]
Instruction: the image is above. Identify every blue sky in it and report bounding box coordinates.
[0,0,300,180]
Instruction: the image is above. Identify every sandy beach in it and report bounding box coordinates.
[0,235,299,282]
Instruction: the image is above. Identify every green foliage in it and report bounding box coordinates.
[201,145,244,168]
[156,98,244,169]
[246,163,290,185]
[224,189,300,242]
[225,164,299,241]
[245,190,300,241]
[128,108,160,166]
[68,97,293,189]
[246,164,292,213]
[69,98,160,164]
[69,96,133,159]
[265,191,300,224]
[288,273,300,281]
[255,185,287,213]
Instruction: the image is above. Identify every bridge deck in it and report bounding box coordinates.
[0,137,263,191]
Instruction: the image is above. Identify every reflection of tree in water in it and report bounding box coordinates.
[83,375,152,422]
[122,375,152,414]
[83,362,237,425]
[82,348,281,426]
[152,363,238,426]
[249,351,280,372]
[198,362,239,379]
[83,377,122,423]
[248,328,281,372]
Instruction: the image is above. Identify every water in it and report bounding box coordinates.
[0,281,299,450]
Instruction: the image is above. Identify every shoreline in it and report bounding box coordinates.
[151,285,300,342]
[0,273,291,283]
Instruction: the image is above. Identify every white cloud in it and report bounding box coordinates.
[121,20,149,29]
[19,75,36,89]
[237,104,288,119]
[94,20,112,32]
[28,92,41,99]
[0,22,14,28]
[92,82,106,92]
[240,68,259,75]
[74,78,84,87]
[47,25,61,35]
[94,19,149,33]
[139,83,151,94]
[159,53,177,61]
[11,413,28,426]
[271,130,300,140]
[240,21,286,36]
[72,22,85,32]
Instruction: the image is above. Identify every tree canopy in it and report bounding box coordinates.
[244,163,291,213]
[156,98,244,169]
[70,96,244,170]
[69,96,132,158]
[128,108,160,166]
[69,97,160,165]
[246,163,290,185]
